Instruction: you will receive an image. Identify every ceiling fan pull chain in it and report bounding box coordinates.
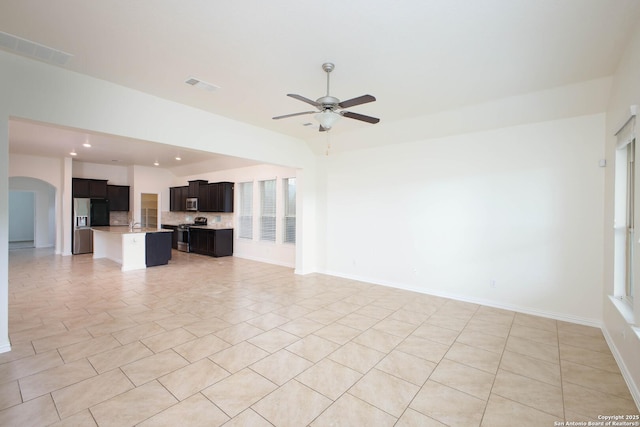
[325,130,331,156]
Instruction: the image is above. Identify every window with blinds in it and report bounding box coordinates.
[615,113,636,304]
[260,179,276,241]
[283,178,296,244]
[626,140,635,301]
[238,182,253,239]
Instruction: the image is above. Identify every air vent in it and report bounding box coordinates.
[0,31,73,66]
[185,77,219,92]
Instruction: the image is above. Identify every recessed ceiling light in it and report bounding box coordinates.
[153,161,159,166]
[83,143,91,148]
[69,151,77,156]
[175,156,181,161]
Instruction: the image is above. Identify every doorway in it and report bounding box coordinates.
[141,193,158,228]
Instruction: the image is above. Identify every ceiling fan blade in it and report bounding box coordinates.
[338,94,376,109]
[272,111,316,120]
[342,111,380,124]
[287,94,320,108]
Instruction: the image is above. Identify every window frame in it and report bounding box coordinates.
[283,177,296,244]
[238,181,253,240]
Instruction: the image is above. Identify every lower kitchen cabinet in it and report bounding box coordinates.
[145,232,172,267]
[190,228,207,254]
[189,228,233,257]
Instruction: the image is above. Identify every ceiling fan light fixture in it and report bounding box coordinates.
[315,111,340,130]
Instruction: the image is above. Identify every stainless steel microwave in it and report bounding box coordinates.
[186,197,198,211]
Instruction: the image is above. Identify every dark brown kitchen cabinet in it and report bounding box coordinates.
[189,228,233,257]
[198,184,210,212]
[209,228,233,256]
[217,182,234,213]
[199,182,234,212]
[189,228,208,254]
[72,178,108,198]
[169,187,179,211]
[170,186,189,211]
[188,180,207,198]
[107,185,130,211]
[170,181,233,212]
[72,178,89,197]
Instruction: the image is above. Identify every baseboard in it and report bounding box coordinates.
[231,254,295,269]
[0,341,11,354]
[321,269,601,327]
[602,327,640,410]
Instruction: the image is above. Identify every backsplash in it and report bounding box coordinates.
[161,211,234,227]
[110,211,129,226]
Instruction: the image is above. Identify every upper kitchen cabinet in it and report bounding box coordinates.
[199,182,234,212]
[198,184,210,212]
[107,185,130,211]
[170,181,233,212]
[188,180,208,198]
[73,178,108,198]
[169,186,188,212]
[216,182,234,213]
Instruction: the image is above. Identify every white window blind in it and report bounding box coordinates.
[283,178,296,244]
[260,179,276,241]
[239,182,253,239]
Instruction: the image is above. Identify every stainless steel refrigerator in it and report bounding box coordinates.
[73,198,92,254]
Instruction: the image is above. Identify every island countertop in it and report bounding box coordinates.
[92,226,173,234]
[161,223,233,230]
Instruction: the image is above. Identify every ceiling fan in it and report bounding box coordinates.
[273,62,380,131]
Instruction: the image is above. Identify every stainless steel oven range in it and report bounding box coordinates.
[176,224,191,252]
[176,217,208,252]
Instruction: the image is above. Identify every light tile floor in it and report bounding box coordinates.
[1,248,639,426]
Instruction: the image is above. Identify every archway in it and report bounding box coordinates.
[8,177,57,250]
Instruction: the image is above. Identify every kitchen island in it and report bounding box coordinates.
[92,227,173,271]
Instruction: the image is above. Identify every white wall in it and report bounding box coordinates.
[72,162,129,185]
[323,114,606,324]
[603,19,640,408]
[8,191,34,242]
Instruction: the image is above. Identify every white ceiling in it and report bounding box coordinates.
[9,118,261,172]
[2,0,640,165]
